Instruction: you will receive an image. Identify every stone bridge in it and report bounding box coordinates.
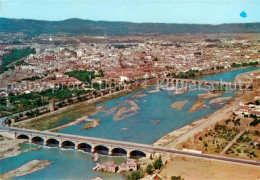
[1,127,260,166]
[159,78,252,89]
[8,128,155,158]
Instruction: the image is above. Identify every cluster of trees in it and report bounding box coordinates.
[250,118,260,127]
[146,156,163,175]
[8,93,46,112]
[66,70,104,84]
[12,108,40,121]
[238,134,251,143]
[0,48,36,73]
[22,76,43,81]
[66,70,95,83]
[2,85,90,115]
[40,87,88,100]
[0,97,6,106]
[25,109,40,117]
[231,61,259,68]
[171,176,182,180]
[168,70,199,79]
[127,170,144,180]
[216,66,225,70]
[214,124,227,131]
[47,86,88,99]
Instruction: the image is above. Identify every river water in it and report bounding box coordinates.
[0,67,259,180]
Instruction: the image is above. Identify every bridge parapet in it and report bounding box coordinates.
[12,129,153,158]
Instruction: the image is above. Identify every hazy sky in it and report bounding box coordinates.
[0,0,259,24]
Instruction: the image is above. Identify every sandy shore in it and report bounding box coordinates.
[148,89,160,93]
[132,92,147,98]
[171,100,188,110]
[13,89,131,130]
[48,106,105,132]
[113,100,140,121]
[0,138,26,160]
[153,67,259,150]
[188,99,205,113]
[198,92,221,99]
[0,137,42,160]
[0,159,51,179]
[154,91,254,149]
[209,96,232,104]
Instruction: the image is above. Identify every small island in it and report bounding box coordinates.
[82,119,101,130]
[189,99,205,113]
[171,100,188,110]
[0,159,51,179]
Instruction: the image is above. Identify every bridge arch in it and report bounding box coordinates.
[17,134,30,140]
[46,138,59,147]
[77,143,92,152]
[130,150,146,159]
[31,136,44,145]
[61,141,75,149]
[111,147,127,156]
[94,145,109,155]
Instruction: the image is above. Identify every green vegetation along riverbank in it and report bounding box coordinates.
[12,87,143,131]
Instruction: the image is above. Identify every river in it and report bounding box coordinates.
[0,67,259,180]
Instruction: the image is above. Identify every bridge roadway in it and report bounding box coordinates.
[1,124,260,167]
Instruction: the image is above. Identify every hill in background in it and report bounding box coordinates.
[0,18,260,36]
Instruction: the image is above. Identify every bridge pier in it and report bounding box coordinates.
[108,149,112,156]
[127,151,131,158]
[91,147,95,153]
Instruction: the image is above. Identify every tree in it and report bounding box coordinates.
[68,98,73,103]
[146,164,154,174]
[171,176,182,180]
[154,156,163,170]
[98,69,104,77]
[34,109,40,116]
[127,171,144,180]
[77,96,83,101]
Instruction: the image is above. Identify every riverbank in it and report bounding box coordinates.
[48,106,105,132]
[154,90,255,148]
[11,88,143,130]
[0,137,27,160]
[0,159,51,179]
[155,69,260,179]
[153,69,259,149]
[0,137,42,160]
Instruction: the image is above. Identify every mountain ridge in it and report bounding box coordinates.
[0,17,259,36]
